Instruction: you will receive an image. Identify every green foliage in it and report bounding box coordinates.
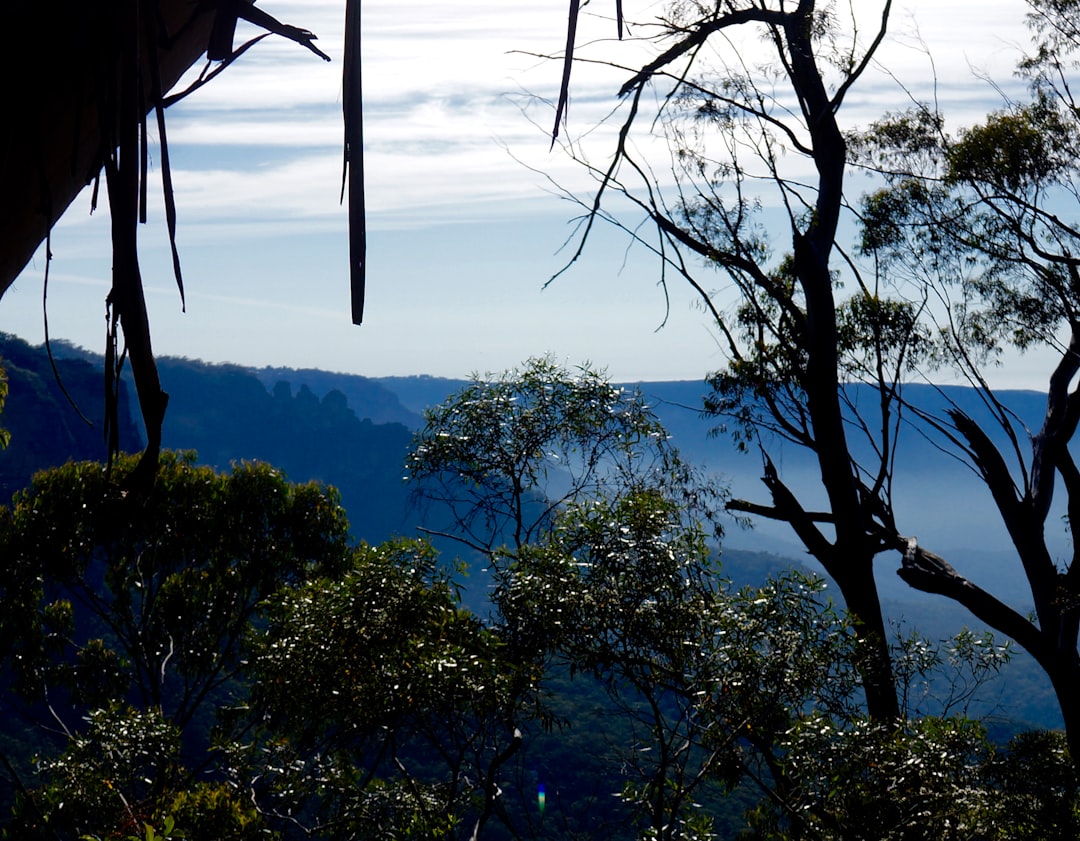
[407,356,725,553]
[250,538,517,745]
[0,450,351,728]
[238,538,525,837]
[743,719,1080,840]
[725,256,808,393]
[848,107,946,177]
[8,705,182,840]
[836,293,930,378]
[982,730,1080,840]
[748,715,992,840]
[853,93,1080,360]
[856,179,939,257]
[497,477,867,839]
[891,625,1011,719]
[946,98,1073,192]
[847,0,1080,768]
[0,450,352,834]
[121,814,183,841]
[498,489,717,669]
[7,697,273,841]
[160,784,270,841]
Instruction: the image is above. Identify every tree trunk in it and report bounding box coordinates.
[785,7,900,721]
[828,552,898,719]
[1046,663,1080,763]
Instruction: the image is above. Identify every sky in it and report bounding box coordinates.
[0,0,1048,384]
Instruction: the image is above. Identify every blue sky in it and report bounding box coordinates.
[0,0,1044,383]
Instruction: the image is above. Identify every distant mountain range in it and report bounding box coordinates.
[2,334,1060,592]
[0,333,1065,729]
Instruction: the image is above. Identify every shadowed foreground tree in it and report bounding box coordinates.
[0,451,352,777]
[8,705,269,840]
[549,0,902,721]
[234,538,534,840]
[844,0,1080,763]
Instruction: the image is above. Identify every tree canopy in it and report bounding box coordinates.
[406,356,726,556]
[0,367,1073,838]
[551,0,902,722]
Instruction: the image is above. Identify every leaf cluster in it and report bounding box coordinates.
[0,451,351,724]
[407,356,726,552]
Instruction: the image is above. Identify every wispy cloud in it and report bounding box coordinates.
[3,0,1040,384]
[157,0,1030,229]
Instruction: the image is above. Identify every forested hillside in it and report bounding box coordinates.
[0,335,415,544]
[1,346,1075,837]
[1,335,1065,733]
[0,334,141,501]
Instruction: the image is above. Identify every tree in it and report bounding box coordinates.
[407,359,741,837]
[234,538,532,840]
[403,358,737,837]
[497,489,733,841]
[750,715,992,840]
[405,358,1019,839]
[406,355,725,556]
[1,0,365,481]
[845,0,1080,760]
[498,495,871,841]
[0,449,352,792]
[550,0,902,721]
[7,704,271,840]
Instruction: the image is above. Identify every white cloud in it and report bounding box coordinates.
[155,0,1032,231]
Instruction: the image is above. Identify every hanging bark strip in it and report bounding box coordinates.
[551,0,580,147]
[104,0,168,486]
[344,0,366,324]
[145,3,186,311]
[551,0,625,147]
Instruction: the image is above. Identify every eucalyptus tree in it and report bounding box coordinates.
[406,356,726,557]
[236,538,528,840]
[6,705,268,840]
[498,490,869,841]
[549,0,903,720]
[408,358,740,838]
[845,0,1080,760]
[0,450,352,743]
